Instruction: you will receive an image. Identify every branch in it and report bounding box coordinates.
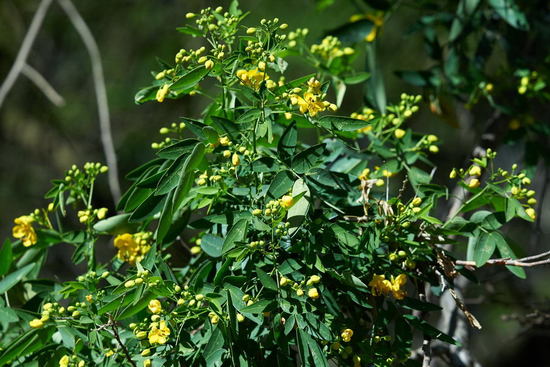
[108,315,137,367]
[0,0,53,109]
[22,63,65,106]
[456,257,550,268]
[57,0,121,203]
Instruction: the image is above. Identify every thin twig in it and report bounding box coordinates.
[57,0,121,203]
[108,314,137,367]
[456,257,550,268]
[22,63,65,106]
[0,0,53,109]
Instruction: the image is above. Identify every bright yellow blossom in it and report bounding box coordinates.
[280,195,294,209]
[59,355,70,367]
[368,273,408,300]
[148,320,170,345]
[236,68,269,90]
[148,299,162,314]
[12,215,37,247]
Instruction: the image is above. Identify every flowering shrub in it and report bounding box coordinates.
[0,4,542,367]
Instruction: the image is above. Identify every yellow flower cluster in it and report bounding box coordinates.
[310,36,354,60]
[351,107,375,134]
[289,78,336,117]
[341,328,354,342]
[368,273,407,300]
[58,355,85,367]
[12,215,37,247]
[113,232,152,265]
[236,68,271,90]
[148,320,170,345]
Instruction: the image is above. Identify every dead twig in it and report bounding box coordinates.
[57,0,121,203]
[0,0,53,109]
[22,63,65,106]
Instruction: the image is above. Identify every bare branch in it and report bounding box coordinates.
[456,257,550,268]
[22,63,65,106]
[57,0,121,203]
[0,0,53,109]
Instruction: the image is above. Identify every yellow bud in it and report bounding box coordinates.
[232,153,240,167]
[143,359,152,367]
[468,165,482,177]
[141,349,152,357]
[525,207,536,220]
[394,129,406,139]
[185,12,196,19]
[47,203,54,211]
[522,177,531,185]
[428,145,439,153]
[527,198,537,205]
[411,197,422,206]
[308,288,319,299]
[258,61,266,71]
[246,27,257,34]
[237,313,245,322]
[124,280,135,288]
[296,289,304,296]
[29,319,44,328]
[375,179,385,187]
[204,60,214,69]
[280,277,290,286]
[136,331,148,340]
[190,246,202,255]
[468,178,480,189]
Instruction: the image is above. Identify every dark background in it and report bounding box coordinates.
[1,1,549,365]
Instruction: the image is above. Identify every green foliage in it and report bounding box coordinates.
[0,3,543,367]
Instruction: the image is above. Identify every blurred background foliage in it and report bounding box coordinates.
[1,0,549,366]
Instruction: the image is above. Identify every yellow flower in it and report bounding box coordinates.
[156,84,170,103]
[148,299,162,314]
[307,287,320,299]
[113,233,151,265]
[280,195,294,209]
[341,328,354,342]
[29,319,44,328]
[279,276,291,286]
[368,273,408,300]
[525,207,536,220]
[236,68,269,90]
[148,320,170,345]
[291,92,326,117]
[13,215,37,247]
[59,355,70,367]
[358,168,370,181]
[105,349,114,357]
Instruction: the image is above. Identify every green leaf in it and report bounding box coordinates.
[278,121,297,162]
[256,268,277,290]
[365,42,386,112]
[156,139,200,160]
[204,327,225,365]
[0,327,54,367]
[292,144,326,174]
[222,219,249,254]
[496,236,526,279]
[0,240,13,277]
[93,214,137,234]
[201,234,224,258]
[343,72,370,85]
[173,143,206,210]
[240,300,273,314]
[0,263,35,294]
[267,171,294,199]
[176,25,203,37]
[317,116,367,132]
[170,66,210,93]
[156,190,175,244]
[489,0,528,30]
[287,179,310,235]
[473,231,500,267]
[251,157,279,172]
